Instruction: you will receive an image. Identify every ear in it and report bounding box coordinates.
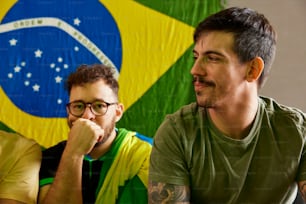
[246,57,264,82]
[115,103,124,122]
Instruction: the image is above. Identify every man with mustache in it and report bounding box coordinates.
[149,7,306,203]
[38,64,152,204]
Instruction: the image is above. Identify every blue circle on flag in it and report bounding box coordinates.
[0,0,122,117]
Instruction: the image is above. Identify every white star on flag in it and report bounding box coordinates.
[32,84,40,92]
[14,66,21,73]
[50,63,56,68]
[9,38,17,46]
[55,76,62,83]
[73,18,81,26]
[34,49,43,58]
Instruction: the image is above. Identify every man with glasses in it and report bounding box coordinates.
[38,64,152,204]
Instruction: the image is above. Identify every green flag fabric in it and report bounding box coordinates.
[118,0,224,137]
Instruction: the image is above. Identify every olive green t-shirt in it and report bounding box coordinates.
[149,96,306,203]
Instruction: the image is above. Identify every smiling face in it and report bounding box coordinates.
[191,31,249,109]
[67,79,123,143]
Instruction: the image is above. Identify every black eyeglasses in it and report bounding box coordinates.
[66,100,117,117]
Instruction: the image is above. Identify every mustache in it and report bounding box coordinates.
[192,76,215,86]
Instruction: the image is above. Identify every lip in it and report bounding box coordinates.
[194,83,206,92]
[193,81,204,86]
[193,81,214,92]
[194,81,209,87]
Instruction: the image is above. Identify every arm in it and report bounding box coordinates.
[148,181,190,204]
[0,134,41,204]
[39,149,84,204]
[298,181,306,202]
[39,119,104,204]
[149,115,191,203]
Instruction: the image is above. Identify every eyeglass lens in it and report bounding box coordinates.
[68,101,108,116]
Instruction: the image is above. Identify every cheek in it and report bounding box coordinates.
[94,116,110,129]
[67,114,78,128]
[96,114,116,129]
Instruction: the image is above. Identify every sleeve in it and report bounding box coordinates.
[0,140,42,204]
[149,116,190,186]
[296,114,306,181]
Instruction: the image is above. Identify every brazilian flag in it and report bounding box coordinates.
[0,0,224,148]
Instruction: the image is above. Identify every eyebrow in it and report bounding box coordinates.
[193,49,225,58]
[69,100,84,103]
[69,98,106,104]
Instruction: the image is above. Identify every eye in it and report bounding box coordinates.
[192,51,199,61]
[93,101,107,110]
[71,102,84,110]
[207,55,220,62]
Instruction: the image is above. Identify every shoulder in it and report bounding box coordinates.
[260,96,306,124]
[260,96,305,114]
[0,130,41,153]
[0,130,41,173]
[135,132,153,145]
[117,128,152,149]
[117,128,153,144]
[156,102,203,138]
[116,128,152,159]
[259,96,306,135]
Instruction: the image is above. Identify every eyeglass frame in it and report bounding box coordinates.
[66,100,118,117]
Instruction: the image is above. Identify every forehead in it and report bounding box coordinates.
[69,79,115,102]
[194,31,235,54]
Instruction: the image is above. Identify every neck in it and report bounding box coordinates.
[88,130,117,159]
[208,95,259,140]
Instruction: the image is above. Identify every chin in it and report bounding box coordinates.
[196,98,214,108]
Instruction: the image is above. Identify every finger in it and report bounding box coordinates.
[97,136,102,142]
[96,128,104,142]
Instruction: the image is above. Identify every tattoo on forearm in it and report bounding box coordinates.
[148,181,190,204]
[300,182,306,199]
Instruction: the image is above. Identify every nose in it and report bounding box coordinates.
[81,106,95,120]
[190,58,205,76]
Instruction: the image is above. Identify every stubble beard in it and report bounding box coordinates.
[195,91,215,109]
[193,76,216,109]
[94,116,117,147]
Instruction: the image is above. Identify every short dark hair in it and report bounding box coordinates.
[66,64,119,97]
[194,7,277,88]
